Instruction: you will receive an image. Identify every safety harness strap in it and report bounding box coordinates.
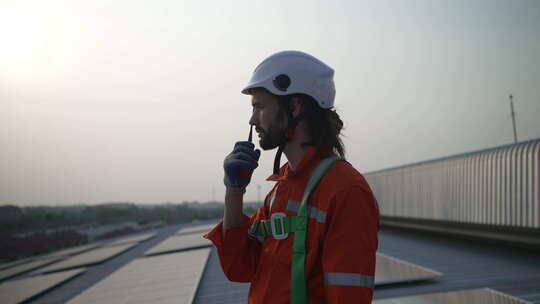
[248,215,307,237]
[291,156,341,304]
[247,155,341,303]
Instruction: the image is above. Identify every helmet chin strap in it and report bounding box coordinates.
[272,110,308,175]
[273,145,285,175]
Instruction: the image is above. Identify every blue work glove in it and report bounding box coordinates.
[223,141,261,190]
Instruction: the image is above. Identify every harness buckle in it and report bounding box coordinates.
[270,212,288,240]
[248,220,260,236]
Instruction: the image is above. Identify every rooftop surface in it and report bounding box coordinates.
[2,220,539,303]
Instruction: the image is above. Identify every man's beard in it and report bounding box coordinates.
[258,122,287,150]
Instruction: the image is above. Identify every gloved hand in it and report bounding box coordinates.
[223,141,261,190]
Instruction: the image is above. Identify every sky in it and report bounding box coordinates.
[1,0,539,206]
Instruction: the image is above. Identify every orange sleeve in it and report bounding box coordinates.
[203,210,263,283]
[322,186,380,303]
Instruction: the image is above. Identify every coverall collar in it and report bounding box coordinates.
[266,146,320,182]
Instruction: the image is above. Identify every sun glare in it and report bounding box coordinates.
[0,8,43,60]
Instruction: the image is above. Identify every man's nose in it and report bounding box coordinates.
[249,112,257,126]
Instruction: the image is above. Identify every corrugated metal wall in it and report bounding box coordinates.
[365,139,540,229]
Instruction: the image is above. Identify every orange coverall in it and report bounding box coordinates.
[204,147,380,303]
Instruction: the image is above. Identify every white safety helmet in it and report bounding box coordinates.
[241,50,336,109]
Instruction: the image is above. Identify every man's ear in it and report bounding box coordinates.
[290,96,304,117]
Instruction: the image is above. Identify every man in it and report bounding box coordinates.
[204,50,379,303]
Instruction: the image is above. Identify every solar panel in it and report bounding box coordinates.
[0,243,101,273]
[176,223,217,235]
[145,233,211,256]
[373,287,530,304]
[192,247,250,304]
[0,243,101,275]
[0,269,84,304]
[0,258,34,272]
[375,253,442,285]
[67,248,211,304]
[104,232,156,247]
[40,243,101,259]
[0,257,61,281]
[36,243,136,274]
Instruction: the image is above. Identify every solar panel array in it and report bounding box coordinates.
[0,242,103,281]
[192,247,249,304]
[0,259,35,272]
[373,287,531,304]
[2,222,536,303]
[41,243,101,259]
[0,242,102,273]
[145,233,211,256]
[0,257,61,281]
[0,269,85,304]
[36,243,136,274]
[68,248,210,304]
[375,252,442,285]
[104,232,156,247]
[176,223,217,236]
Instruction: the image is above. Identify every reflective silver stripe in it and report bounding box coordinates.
[267,185,278,208]
[286,200,327,223]
[324,272,375,288]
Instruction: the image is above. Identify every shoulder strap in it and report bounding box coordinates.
[290,155,342,304]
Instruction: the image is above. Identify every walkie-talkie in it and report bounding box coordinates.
[238,125,254,179]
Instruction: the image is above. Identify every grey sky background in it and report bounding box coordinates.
[1,0,539,206]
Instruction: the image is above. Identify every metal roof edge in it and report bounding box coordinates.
[364,137,540,175]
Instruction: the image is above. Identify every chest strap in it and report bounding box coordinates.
[248,213,307,239]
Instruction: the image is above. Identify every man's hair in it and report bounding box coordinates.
[278,94,345,158]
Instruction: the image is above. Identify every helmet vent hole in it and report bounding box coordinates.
[273,74,291,92]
